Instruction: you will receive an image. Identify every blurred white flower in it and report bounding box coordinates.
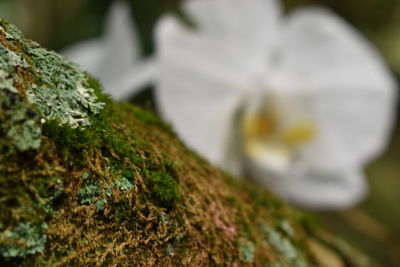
[155,0,397,209]
[62,0,155,99]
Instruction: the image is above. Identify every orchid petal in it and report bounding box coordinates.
[100,0,140,80]
[62,40,104,75]
[155,0,284,167]
[156,16,250,85]
[182,0,282,74]
[287,168,368,209]
[184,0,281,52]
[109,57,157,99]
[280,7,397,170]
[156,16,252,170]
[245,156,367,209]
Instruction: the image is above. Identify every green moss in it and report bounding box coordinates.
[129,105,159,125]
[146,171,180,208]
[42,97,134,168]
[42,121,87,162]
[31,175,64,205]
[124,103,175,134]
[238,220,253,240]
[295,211,322,232]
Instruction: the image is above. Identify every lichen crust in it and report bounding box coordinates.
[0,19,104,152]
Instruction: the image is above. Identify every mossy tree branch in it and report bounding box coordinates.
[0,19,376,266]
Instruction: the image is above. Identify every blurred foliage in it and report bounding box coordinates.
[0,0,182,53]
[0,0,398,73]
[129,0,182,55]
[0,0,109,49]
[284,0,399,30]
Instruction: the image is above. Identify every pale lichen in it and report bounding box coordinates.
[0,222,47,258]
[0,89,41,151]
[114,177,134,191]
[279,219,294,237]
[95,199,107,212]
[77,183,102,205]
[239,239,255,263]
[0,19,104,152]
[25,47,104,128]
[263,225,307,267]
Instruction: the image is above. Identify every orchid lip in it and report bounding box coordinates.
[240,92,317,175]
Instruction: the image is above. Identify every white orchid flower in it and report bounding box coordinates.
[62,0,156,99]
[155,0,397,209]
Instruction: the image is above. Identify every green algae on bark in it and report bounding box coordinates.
[0,19,378,266]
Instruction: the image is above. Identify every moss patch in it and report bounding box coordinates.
[146,171,180,208]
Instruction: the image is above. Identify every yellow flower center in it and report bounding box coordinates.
[241,94,317,173]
